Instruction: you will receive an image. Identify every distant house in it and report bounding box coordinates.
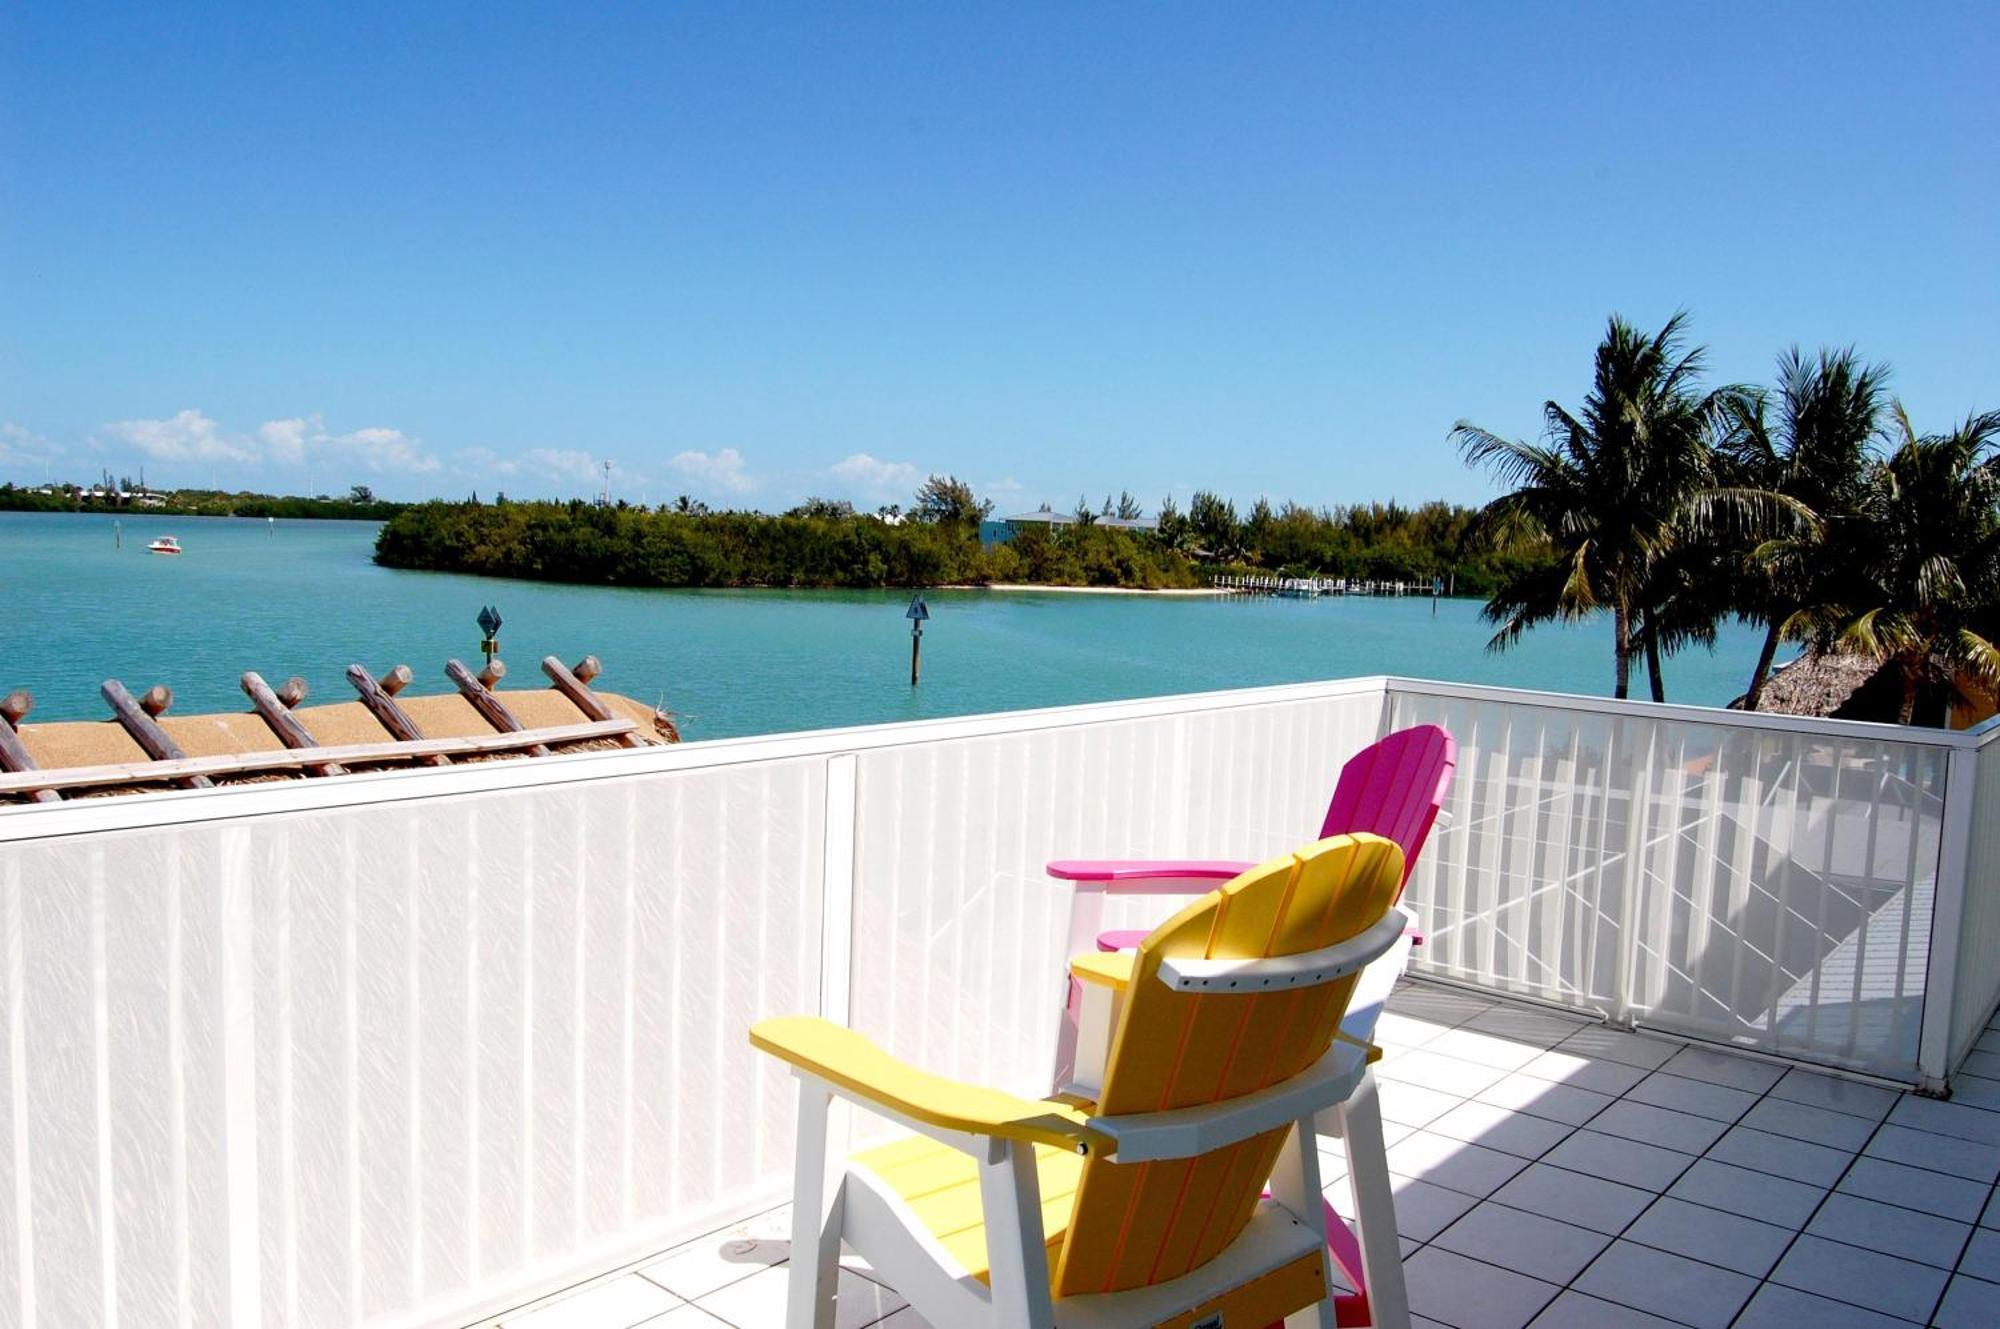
[1003,506,1081,531]
[1000,506,1158,539]
[135,492,167,509]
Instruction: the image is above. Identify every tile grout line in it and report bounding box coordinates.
[1535,1049,1780,1329]
[1394,1031,1933,1327]
[1718,1086,1945,1327]
[1381,1012,2000,1327]
[1337,1004,1996,1327]
[1392,1026,1695,1327]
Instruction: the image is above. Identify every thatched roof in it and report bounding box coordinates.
[16,688,673,771]
[1744,652,1887,719]
[2,661,678,805]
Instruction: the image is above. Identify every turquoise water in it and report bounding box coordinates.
[2,511,1771,739]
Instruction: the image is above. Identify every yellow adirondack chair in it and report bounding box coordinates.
[751,832,1410,1329]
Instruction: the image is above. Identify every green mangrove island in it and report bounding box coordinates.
[371,477,1536,595]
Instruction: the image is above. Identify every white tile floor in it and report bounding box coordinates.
[475,980,2000,1327]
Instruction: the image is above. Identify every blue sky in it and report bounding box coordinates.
[2,3,1993,511]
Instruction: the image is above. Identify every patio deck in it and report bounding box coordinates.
[482,980,2000,1329]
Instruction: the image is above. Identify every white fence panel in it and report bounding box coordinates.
[1387,683,1948,1079]
[1949,730,2000,1070]
[0,757,825,1329]
[3,673,1996,1328]
[845,688,1388,1100]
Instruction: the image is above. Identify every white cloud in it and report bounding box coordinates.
[670,447,755,495]
[522,447,601,485]
[829,452,920,504]
[256,417,311,465]
[0,422,54,468]
[94,409,440,475]
[984,476,1024,495]
[256,414,440,475]
[453,446,520,478]
[331,425,439,475]
[105,409,258,464]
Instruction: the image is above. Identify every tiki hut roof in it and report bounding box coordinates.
[1,655,677,805]
[1744,651,1887,719]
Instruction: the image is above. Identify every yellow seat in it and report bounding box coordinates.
[753,833,1408,1329]
[851,1133,1084,1283]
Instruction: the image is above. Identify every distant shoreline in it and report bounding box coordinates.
[949,582,1235,597]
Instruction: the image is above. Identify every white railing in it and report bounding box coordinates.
[1385,680,1953,1081]
[1946,716,2000,1073]
[1,674,1996,1327]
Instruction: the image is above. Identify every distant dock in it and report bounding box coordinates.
[1210,574,1446,599]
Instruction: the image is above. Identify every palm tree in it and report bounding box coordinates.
[1795,406,2000,725]
[1719,347,1890,709]
[1454,313,1775,700]
[1630,534,1737,700]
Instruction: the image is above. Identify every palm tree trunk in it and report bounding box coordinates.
[1898,659,1921,727]
[1613,602,1631,700]
[1644,614,1666,703]
[1743,621,1783,711]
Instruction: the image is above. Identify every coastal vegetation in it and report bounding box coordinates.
[0,480,408,521]
[1460,313,2000,724]
[371,486,1543,593]
[373,492,1206,589]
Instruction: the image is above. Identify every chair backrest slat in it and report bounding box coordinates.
[1052,834,1403,1296]
[1319,724,1456,892]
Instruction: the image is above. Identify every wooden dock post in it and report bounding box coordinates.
[0,692,60,802]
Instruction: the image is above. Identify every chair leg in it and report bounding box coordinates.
[1334,1070,1409,1329]
[1271,1120,1338,1329]
[787,1081,845,1329]
[978,1139,1056,1329]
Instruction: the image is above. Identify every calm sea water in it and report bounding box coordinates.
[2,511,1772,739]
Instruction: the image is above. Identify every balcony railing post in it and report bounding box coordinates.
[1606,719,1658,1029]
[218,825,264,1326]
[1917,743,1977,1095]
[818,754,858,1029]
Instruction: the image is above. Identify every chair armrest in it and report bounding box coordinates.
[751,1016,1107,1154]
[1045,858,1255,891]
[1071,951,1136,991]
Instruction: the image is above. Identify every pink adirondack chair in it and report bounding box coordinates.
[1045,723,1456,1328]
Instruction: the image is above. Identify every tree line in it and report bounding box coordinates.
[372,472,1541,593]
[1457,312,2000,725]
[0,481,408,521]
[373,483,1206,590]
